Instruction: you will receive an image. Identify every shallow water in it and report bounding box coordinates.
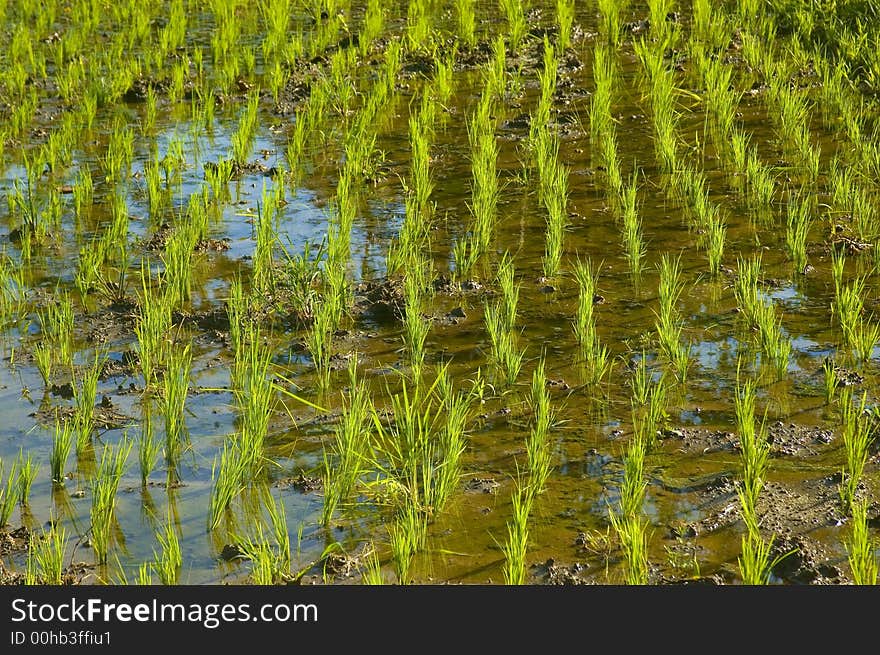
[0,1,878,585]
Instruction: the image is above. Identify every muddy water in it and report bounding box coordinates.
[0,2,877,585]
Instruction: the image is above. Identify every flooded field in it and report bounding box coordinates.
[1,0,879,585]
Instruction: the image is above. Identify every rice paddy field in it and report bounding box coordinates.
[1,0,880,586]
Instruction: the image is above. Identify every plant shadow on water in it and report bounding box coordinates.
[0,0,879,587]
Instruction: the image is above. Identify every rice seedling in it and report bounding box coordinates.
[371,374,444,515]
[785,193,813,273]
[0,251,27,328]
[208,441,248,531]
[326,171,359,281]
[161,221,199,312]
[236,528,276,585]
[265,490,291,573]
[496,337,527,389]
[734,369,790,584]
[597,0,621,45]
[802,142,821,184]
[728,130,749,188]
[205,158,233,203]
[388,499,427,584]
[675,160,708,218]
[142,84,159,135]
[692,39,740,141]
[25,522,68,585]
[704,208,727,277]
[162,135,188,192]
[10,89,37,141]
[452,237,478,284]
[526,359,554,497]
[227,275,248,366]
[265,58,288,105]
[154,515,182,585]
[188,188,213,246]
[654,254,690,383]
[285,109,309,183]
[635,38,680,176]
[359,0,386,54]
[406,0,433,53]
[845,497,878,585]
[254,180,283,296]
[234,331,275,478]
[629,351,653,407]
[542,157,569,281]
[305,297,334,392]
[162,342,192,468]
[74,234,104,300]
[757,309,791,381]
[767,71,813,160]
[499,0,527,52]
[406,96,435,218]
[277,240,322,326]
[50,419,75,484]
[734,255,791,378]
[745,150,776,211]
[402,267,432,382]
[737,522,778,585]
[556,0,575,51]
[322,261,351,336]
[145,156,166,219]
[619,174,646,282]
[100,116,135,183]
[33,341,53,388]
[823,358,837,405]
[90,438,132,564]
[236,491,292,584]
[433,366,473,512]
[501,478,532,585]
[735,373,770,513]
[573,258,612,385]
[496,252,519,334]
[609,506,650,585]
[590,42,617,151]
[467,89,500,263]
[838,389,873,511]
[482,254,526,388]
[361,545,385,584]
[734,254,764,332]
[37,287,74,370]
[232,90,261,166]
[692,0,728,50]
[833,271,868,354]
[454,0,476,47]
[73,350,105,453]
[138,401,161,486]
[609,431,650,584]
[15,449,38,505]
[484,301,525,389]
[131,560,152,585]
[321,360,372,527]
[852,320,880,363]
[430,45,457,110]
[0,461,18,528]
[529,37,557,163]
[135,263,172,389]
[637,375,669,450]
[831,245,847,299]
